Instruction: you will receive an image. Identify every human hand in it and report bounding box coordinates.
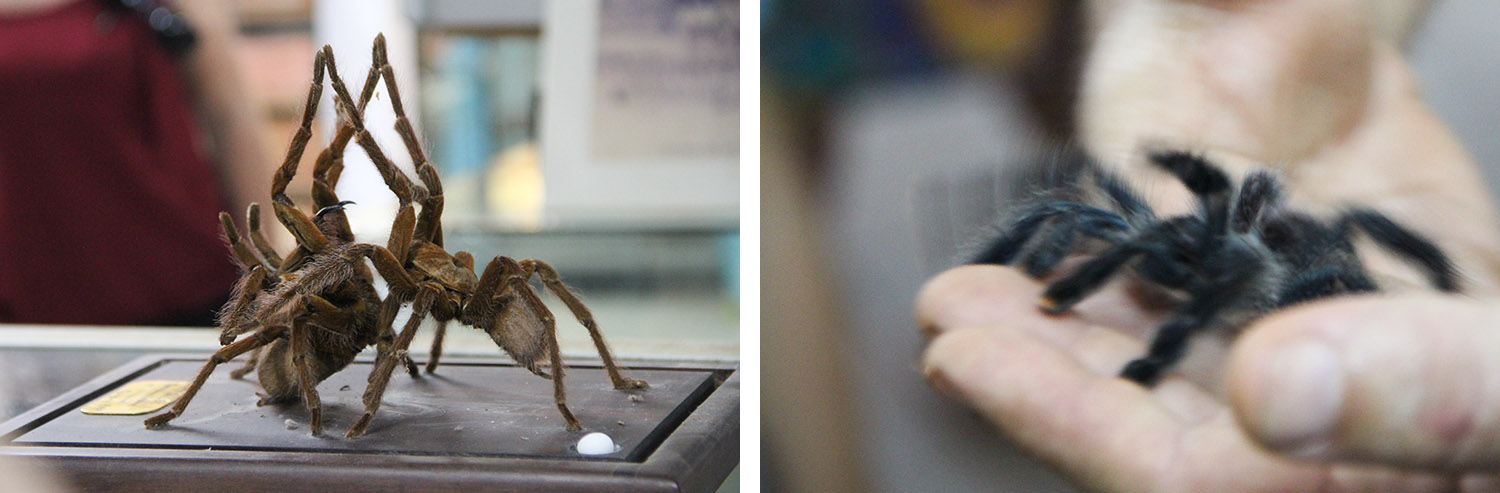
[918,266,1500,491]
[1078,0,1500,292]
[915,0,1500,489]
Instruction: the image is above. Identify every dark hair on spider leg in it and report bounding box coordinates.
[1037,241,1147,313]
[1146,150,1231,196]
[1338,208,1461,292]
[972,212,1055,265]
[1020,224,1079,277]
[1277,266,1378,307]
[1090,166,1155,222]
[1231,171,1282,233]
[1120,358,1166,385]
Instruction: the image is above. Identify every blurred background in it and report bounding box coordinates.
[0,0,739,465]
[762,0,1500,491]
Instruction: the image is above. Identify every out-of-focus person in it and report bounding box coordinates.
[0,0,269,326]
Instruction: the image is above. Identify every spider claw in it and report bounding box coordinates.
[615,379,649,390]
[347,415,372,439]
[401,354,420,378]
[1120,358,1164,386]
[144,411,177,428]
[314,200,356,218]
[1037,296,1068,315]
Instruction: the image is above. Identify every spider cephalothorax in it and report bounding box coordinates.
[972,150,1460,385]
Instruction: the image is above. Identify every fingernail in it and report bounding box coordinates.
[923,363,960,400]
[1250,341,1345,455]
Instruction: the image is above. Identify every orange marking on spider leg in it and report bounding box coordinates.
[1037,296,1068,315]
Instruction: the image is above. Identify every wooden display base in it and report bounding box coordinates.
[0,354,738,492]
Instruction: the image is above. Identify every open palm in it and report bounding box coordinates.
[916,0,1500,490]
[919,266,1500,492]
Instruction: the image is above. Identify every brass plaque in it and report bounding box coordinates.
[80,380,188,416]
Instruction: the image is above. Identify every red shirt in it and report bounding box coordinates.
[0,1,238,325]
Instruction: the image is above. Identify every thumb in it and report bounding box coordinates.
[1227,294,1500,471]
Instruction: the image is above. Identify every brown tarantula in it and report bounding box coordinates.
[318,35,648,438]
[972,150,1460,385]
[146,41,409,436]
[148,35,645,439]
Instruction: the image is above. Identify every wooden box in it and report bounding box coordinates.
[0,354,738,492]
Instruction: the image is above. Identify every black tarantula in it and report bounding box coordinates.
[972,150,1460,385]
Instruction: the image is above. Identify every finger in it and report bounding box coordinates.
[916,266,1044,339]
[1228,294,1500,470]
[915,265,1163,342]
[923,325,1182,491]
[923,325,1342,490]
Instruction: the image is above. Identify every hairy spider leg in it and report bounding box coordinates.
[1276,265,1379,306]
[424,252,473,373]
[376,187,421,378]
[214,211,280,377]
[1019,220,1082,277]
[424,321,450,374]
[322,45,419,209]
[1109,151,1244,384]
[1089,165,1155,222]
[1038,221,1190,313]
[310,53,379,209]
[332,35,461,373]
[144,326,288,428]
[1230,171,1283,234]
[1337,208,1461,292]
[369,34,446,247]
[322,45,428,378]
[1146,150,1233,250]
[218,263,270,345]
[244,203,285,269]
[306,54,381,242]
[972,202,1130,266]
[1019,213,1134,278]
[496,259,585,431]
[521,259,649,390]
[1147,150,1233,202]
[216,213,282,345]
[287,309,325,435]
[220,211,272,273]
[235,89,385,377]
[307,50,431,378]
[319,43,430,378]
[347,283,443,439]
[1121,238,1270,384]
[248,291,380,436]
[267,50,333,261]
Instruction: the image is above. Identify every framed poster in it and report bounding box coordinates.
[539,0,739,229]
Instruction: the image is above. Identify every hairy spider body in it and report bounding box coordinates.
[146,45,404,436]
[150,35,644,439]
[973,150,1460,385]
